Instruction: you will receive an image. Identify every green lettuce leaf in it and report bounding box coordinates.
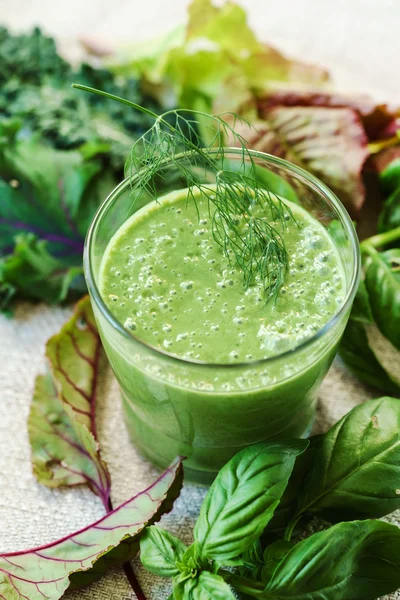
[110,0,329,114]
[28,296,111,508]
[0,457,183,599]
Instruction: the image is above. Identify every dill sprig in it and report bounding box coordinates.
[72,84,293,300]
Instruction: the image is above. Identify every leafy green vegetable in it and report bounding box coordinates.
[227,107,369,214]
[0,28,160,158]
[140,423,400,600]
[140,526,187,577]
[29,374,111,506]
[379,186,400,232]
[0,26,165,310]
[28,296,110,507]
[0,457,183,600]
[264,438,318,534]
[290,397,400,525]
[0,124,110,306]
[340,161,400,391]
[173,571,236,600]
[257,87,398,141]
[193,440,308,564]
[260,539,294,583]
[364,246,400,350]
[339,319,400,394]
[0,26,68,84]
[45,296,105,431]
[258,520,400,600]
[0,234,85,305]
[110,0,328,115]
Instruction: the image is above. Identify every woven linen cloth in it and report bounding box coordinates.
[0,301,399,600]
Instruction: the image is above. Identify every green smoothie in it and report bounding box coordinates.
[96,186,346,476]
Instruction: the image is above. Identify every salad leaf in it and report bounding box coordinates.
[379,186,400,232]
[28,296,111,508]
[110,0,329,114]
[194,440,308,564]
[0,132,109,306]
[29,374,111,508]
[173,571,236,600]
[364,247,400,350]
[292,397,400,523]
[140,526,187,577]
[261,540,294,582]
[0,234,85,305]
[0,138,98,256]
[0,27,165,309]
[0,457,183,600]
[339,319,400,394]
[262,520,400,600]
[227,107,369,213]
[257,88,398,140]
[45,296,106,431]
[0,26,69,85]
[0,27,160,159]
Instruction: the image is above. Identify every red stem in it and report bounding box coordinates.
[107,498,147,600]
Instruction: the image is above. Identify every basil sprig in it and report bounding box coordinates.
[339,154,400,395]
[140,398,400,600]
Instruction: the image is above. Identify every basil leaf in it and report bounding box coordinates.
[264,520,400,600]
[239,539,264,580]
[265,437,318,533]
[140,526,187,578]
[378,186,400,233]
[294,397,400,522]
[261,539,294,583]
[365,249,400,350]
[194,440,308,564]
[339,319,400,394]
[380,156,400,194]
[350,279,374,324]
[173,571,236,600]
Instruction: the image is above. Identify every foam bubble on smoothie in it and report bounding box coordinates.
[99,189,346,364]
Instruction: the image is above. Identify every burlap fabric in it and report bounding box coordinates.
[0,301,399,599]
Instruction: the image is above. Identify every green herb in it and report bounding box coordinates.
[339,179,400,392]
[0,128,107,308]
[139,397,400,600]
[285,397,400,534]
[0,27,159,159]
[193,440,308,564]
[234,520,400,600]
[0,27,164,311]
[74,84,296,300]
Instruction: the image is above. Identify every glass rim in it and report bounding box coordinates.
[84,147,361,369]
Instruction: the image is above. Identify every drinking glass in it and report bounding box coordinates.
[84,149,360,482]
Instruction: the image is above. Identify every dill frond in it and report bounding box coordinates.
[72,84,293,300]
